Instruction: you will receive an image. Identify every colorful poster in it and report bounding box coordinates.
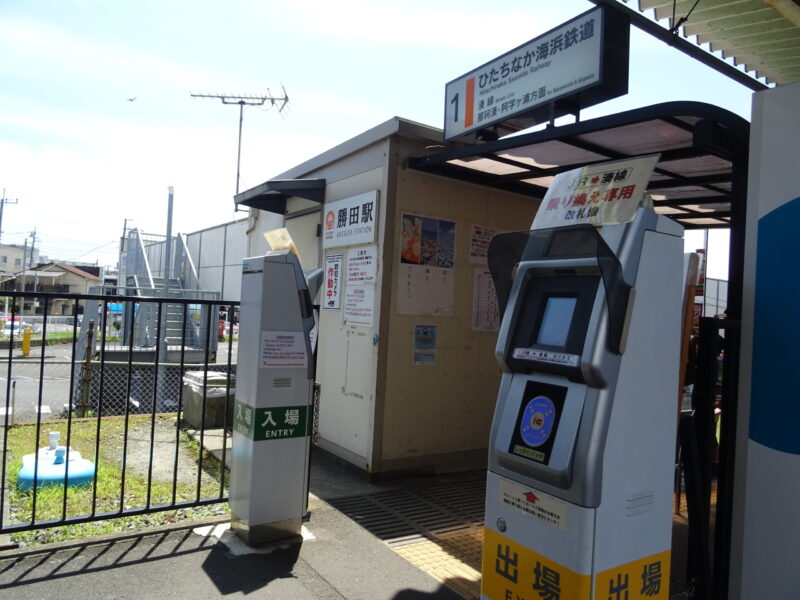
[469,225,498,264]
[472,269,501,331]
[397,214,457,316]
[323,254,342,310]
[413,324,437,366]
[401,214,455,268]
[322,191,378,249]
[346,245,377,285]
[401,214,421,264]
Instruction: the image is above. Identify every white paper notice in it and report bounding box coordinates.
[260,331,307,368]
[344,285,375,327]
[396,264,455,316]
[346,245,378,285]
[469,225,498,264]
[472,269,500,331]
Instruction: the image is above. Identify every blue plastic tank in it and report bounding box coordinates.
[17,439,95,491]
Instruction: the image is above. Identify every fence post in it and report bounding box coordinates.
[80,321,95,418]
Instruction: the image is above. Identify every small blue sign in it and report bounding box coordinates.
[519,395,556,447]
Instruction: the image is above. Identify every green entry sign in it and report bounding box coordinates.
[234,402,309,441]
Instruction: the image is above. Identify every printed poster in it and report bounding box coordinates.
[469,225,498,264]
[346,245,378,285]
[472,269,501,331]
[260,331,307,369]
[323,254,342,310]
[413,324,437,366]
[344,285,374,327]
[531,155,660,230]
[397,213,456,316]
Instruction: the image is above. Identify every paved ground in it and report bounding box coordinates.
[0,441,469,600]
[0,499,463,600]
[0,340,238,422]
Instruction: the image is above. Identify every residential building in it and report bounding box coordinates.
[0,262,100,315]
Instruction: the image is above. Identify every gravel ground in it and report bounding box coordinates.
[116,417,218,489]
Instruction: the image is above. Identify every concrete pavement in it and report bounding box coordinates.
[0,446,468,600]
[0,499,464,600]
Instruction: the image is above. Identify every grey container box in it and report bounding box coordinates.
[182,371,235,429]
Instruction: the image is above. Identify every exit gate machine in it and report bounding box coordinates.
[482,207,683,600]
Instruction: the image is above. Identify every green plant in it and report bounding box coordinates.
[4,415,229,546]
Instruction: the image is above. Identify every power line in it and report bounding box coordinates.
[62,240,118,262]
[190,88,289,197]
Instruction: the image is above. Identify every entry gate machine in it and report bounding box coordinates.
[482,208,683,600]
[230,250,322,545]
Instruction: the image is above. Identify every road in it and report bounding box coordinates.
[0,341,238,424]
[0,343,74,422]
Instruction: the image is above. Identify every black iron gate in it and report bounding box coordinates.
[678,315,740,599]
[0,291,238,538]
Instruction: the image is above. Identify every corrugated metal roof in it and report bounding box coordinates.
[638,0,800,85]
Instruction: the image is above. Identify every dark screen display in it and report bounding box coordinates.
[546,229,598,257]
[536,296,577,347]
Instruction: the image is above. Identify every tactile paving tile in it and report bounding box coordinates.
[393,529,484,600]
[329,474,717,600]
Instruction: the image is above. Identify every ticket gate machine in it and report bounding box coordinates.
[230,251,323,545]
[482,208,683,600]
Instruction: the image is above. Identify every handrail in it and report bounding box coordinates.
[133,229,155,289]
[179,233,201,292]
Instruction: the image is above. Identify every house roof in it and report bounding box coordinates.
[37,263,100,280]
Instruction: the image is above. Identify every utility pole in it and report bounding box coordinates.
[121,218,128,251]
[20,238,27,317]
[29,229,38,316]
[0,189,19,244]
[29,228,37,269]
[190,89,289,197]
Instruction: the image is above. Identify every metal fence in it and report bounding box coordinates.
[0,290,239,537]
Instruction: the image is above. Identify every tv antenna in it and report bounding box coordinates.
[191,88,289,196]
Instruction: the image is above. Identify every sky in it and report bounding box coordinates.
[0,0,758,277]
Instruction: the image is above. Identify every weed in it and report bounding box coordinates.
[4,415,229,546]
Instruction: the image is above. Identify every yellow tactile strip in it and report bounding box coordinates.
[393,528,484,600]
[329,475,717,600]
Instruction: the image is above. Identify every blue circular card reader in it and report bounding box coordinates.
[519,395,556,447]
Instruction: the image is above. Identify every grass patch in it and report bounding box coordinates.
[4,415,229,546]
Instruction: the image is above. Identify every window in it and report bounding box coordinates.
[1,256,6,263]
[14,258,21,266]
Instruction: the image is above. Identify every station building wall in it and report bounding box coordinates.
[243,119,539,475]
[378,136,538,473]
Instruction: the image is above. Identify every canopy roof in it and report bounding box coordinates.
[408,101,749,230]
[624,0,800,86]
